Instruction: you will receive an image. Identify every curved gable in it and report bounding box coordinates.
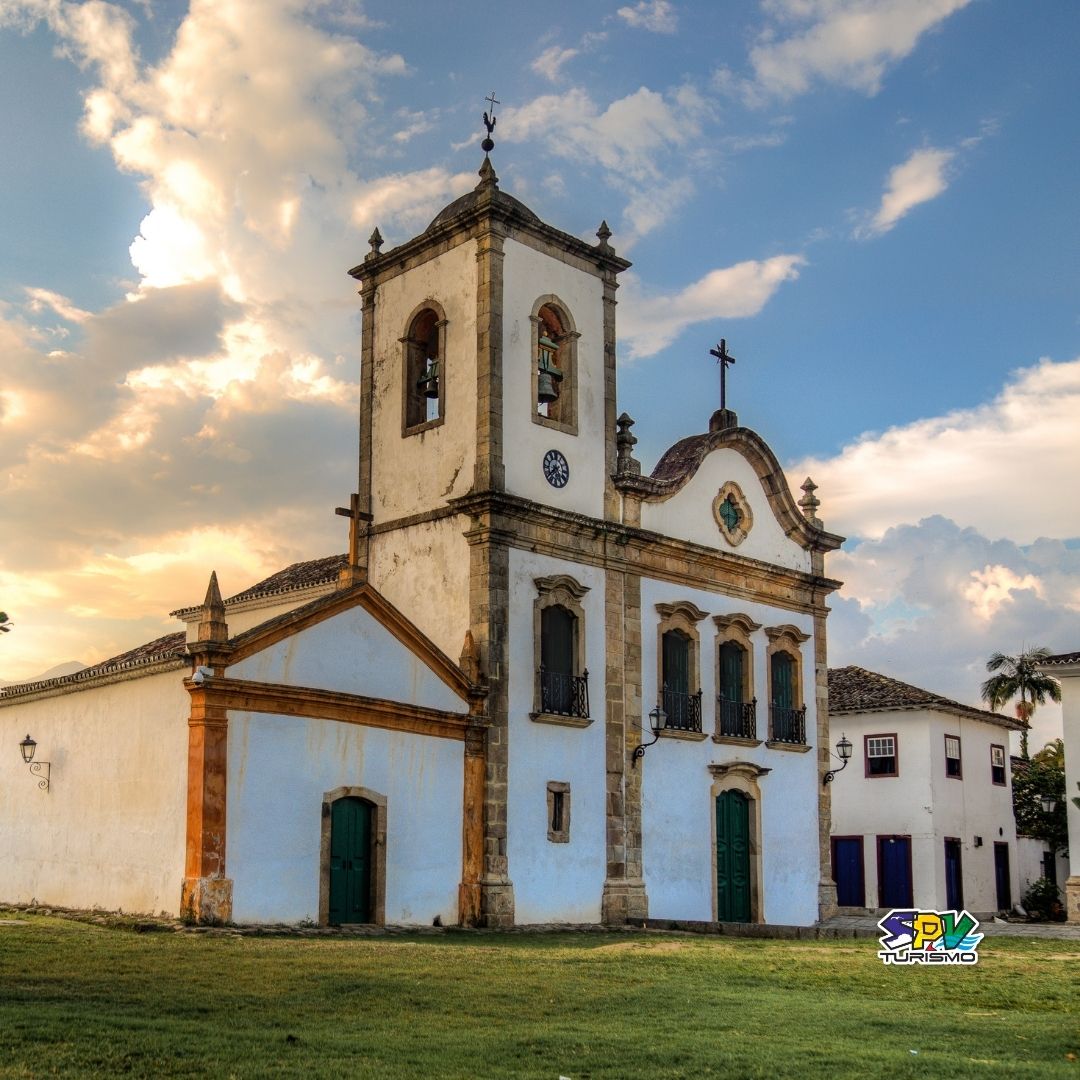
[630,421,842,567]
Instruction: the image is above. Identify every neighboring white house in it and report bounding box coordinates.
[827,666,1022,915]
[1,151,845,928]
[1036,650,1080,923]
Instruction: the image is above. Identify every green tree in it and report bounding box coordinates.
[1013,742,1067,856]
[0,611,11,634]
[981,646,1061,759]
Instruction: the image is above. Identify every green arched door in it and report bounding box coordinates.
[716,789,751,923]
[329,797,372,925]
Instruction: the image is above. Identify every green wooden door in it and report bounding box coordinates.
[716,790,751,923]
[329,797,372,925]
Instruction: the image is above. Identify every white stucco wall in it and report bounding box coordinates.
[640,450,811,572]
[369,516,471,663]
[0,671,188,915]
[830,708,1019,913]
[1057,666,1080,886]
[229,604,466,715]
[228,710,464,924]
[500,238,607,519]
[638,578,820,925]
[1016,835,1069,903]
[370,241,478,520]
[505,549,607,922]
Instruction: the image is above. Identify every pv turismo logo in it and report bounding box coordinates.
[877,909,983,965]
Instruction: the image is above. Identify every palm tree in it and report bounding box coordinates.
[1033,738,1065,769]
[0,611,11,634]
[981,647,1061,759]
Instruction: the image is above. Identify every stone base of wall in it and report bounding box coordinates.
[181,876,233,925]
[1065,876,1080,924]
[601,878,648,924]
[817,880,838,923]
[480,881,515,928]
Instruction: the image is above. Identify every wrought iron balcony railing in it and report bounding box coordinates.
[662,686,703,733]
[539,666,590,719]
[717,696,757,740]
[769,703,807,745]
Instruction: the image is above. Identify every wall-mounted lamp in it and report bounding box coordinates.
[631,703,666,768]
[19,734,50,792]
[1041,795,1058,814]
[823,734,853,785]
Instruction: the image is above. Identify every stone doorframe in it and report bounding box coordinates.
[708,761,771,924]
[319,785,388,926]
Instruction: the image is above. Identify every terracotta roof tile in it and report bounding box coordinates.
[225,553,347,604]
[0,631,186,698]
[828,665,1022,729]
[1041,650,1080,666]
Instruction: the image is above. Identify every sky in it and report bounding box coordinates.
[1,0,1077,750]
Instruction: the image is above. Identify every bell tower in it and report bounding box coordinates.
[344,119,630,926]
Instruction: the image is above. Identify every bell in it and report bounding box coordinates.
[537,335,562,405]
[416,358,440,399]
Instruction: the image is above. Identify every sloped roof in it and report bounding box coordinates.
[0,631,186,700]
[828,665,1023,729]
[1041,650,1080,666]
[171,553,347,616]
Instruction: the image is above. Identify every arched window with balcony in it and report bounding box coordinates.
[765,624,809,746]
[532,575,590,723]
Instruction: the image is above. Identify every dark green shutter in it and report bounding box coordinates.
[329,798,372,925]
[541,606,574,675]
[662,631,689,694]
[771,652,793,708]
[719,643,743,703]
[716,790,751,922]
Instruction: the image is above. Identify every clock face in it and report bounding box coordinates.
[542,449,570,488]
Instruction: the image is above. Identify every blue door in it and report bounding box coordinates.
[994,843,1011,911]
[877,836,913,908]
[832,837,864,907]
[944,839,963,910]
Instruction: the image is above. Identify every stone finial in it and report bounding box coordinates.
[476,155,498,191]
[366,227,383,260]
[615,412,642,476]
[596,220,613,252]
[459,630,482,684]
[197,571,229,645]
[799,476,821,524]
[708,408,738,432]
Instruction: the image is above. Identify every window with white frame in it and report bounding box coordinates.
[990,744,1006,786]
[865,734,898,777]
[945,735,962,779]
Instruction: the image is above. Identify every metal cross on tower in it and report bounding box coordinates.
[710,340,736,411]
[482,91,499,153]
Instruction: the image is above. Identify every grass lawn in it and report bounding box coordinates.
[0,914,1077,1079]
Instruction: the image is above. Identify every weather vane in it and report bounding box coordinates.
[482,91,499,154]
[710,339,736,411]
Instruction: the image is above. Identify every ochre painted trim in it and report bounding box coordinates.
[211,677,470,741]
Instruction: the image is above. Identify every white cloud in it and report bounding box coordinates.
[619,254,805,358]
[824,516,1076,749]
[23,287,91,324]
[500,86,703,184]
[732,0,972,102]
[791,357,1080,546]
[531,44,579,82]
[856,146,954,238]
[617,0,678,34]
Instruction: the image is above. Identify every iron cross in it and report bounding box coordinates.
[710,340,736,411]
[483,91,500,135]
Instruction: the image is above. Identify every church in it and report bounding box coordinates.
[0,140,844,928]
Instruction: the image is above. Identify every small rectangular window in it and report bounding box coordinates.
[865,734,898,777]
[547,782,570,843]
[945,735,962,779]
[990,744,1006,786]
